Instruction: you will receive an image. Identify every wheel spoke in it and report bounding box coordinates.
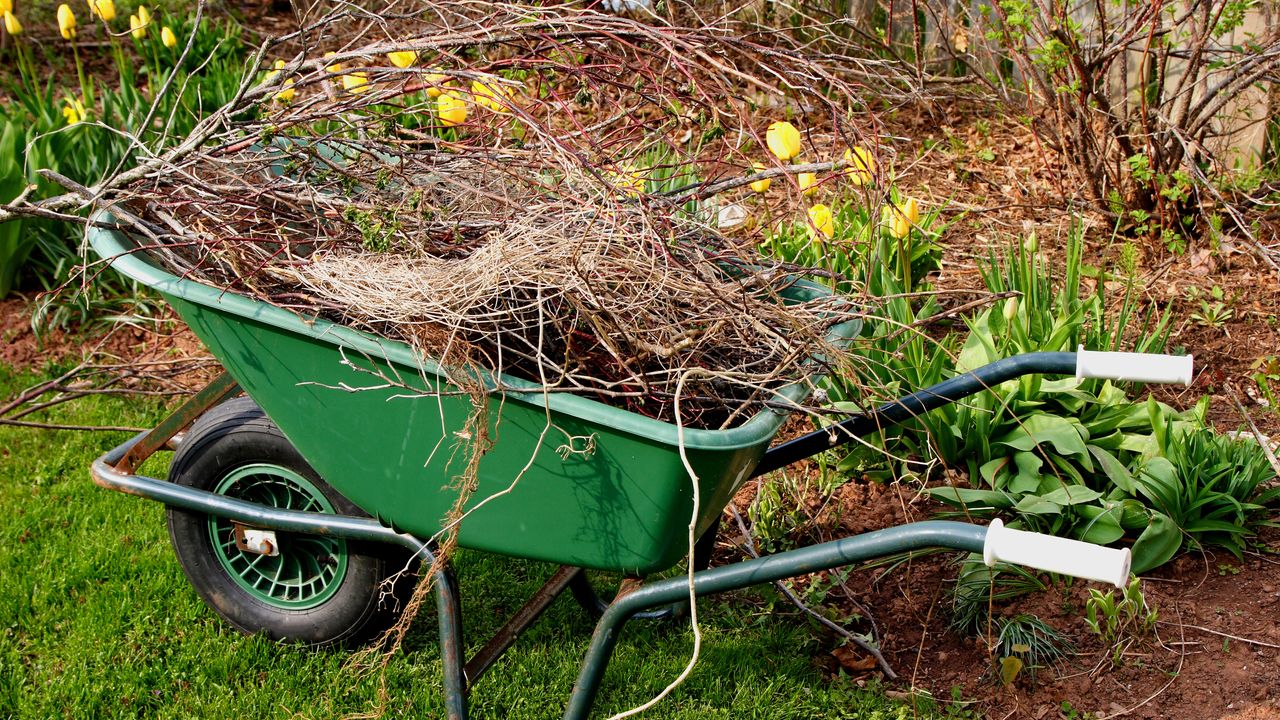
[208,464,349,609]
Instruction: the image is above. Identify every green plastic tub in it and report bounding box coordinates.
[88,220,860,574]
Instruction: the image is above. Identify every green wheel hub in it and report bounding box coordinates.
[208,464,349,609]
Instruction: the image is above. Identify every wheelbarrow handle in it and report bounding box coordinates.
[1075,346,1193,385]
[984,518,1130,588]
[754,349,1194,477]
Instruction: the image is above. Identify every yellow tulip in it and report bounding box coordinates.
[387,50,417,69]
[471,78,512,112]
[275,78,296,103]
[798,172,818,196]
[749,161,771,193]
[128,12,145,38]
[264,58,285,82]
[62,97,87,125]
[0,0,10,16]
[322,52,342,76]
[843,146,875,186]
[611,166,645,197]
[888,197,920,239]
[137,5,150,25]
[342,71,370,94]
[3,10,21,35]
[423,71,449,98]
[436,90,467,127]
[807,204,834,241]
[765,121,801,162]
[57,4,76,39]
[160,25,176,48]
[89,0,115,22]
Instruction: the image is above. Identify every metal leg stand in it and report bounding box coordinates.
[561,521,988,720]
[435,562,468,720]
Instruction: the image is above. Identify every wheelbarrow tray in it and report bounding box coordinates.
[89,221,860,574]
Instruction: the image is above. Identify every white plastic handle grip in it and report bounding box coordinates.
[1076,346,1193,386]
[983,519,1131,588]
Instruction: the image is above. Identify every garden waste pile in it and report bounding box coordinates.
[102,0,899,429]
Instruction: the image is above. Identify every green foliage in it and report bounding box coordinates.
[0,11,248,303]
[948,556,1045,635]
[760,190,943,296]
[1084,577,1157,666]
[0,123,32,297]
[817,226,1276,573]
[993,614,1074,684]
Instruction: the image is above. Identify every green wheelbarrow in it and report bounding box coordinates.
[86,220,1194,719]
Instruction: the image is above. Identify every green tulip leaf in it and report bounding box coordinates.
[1088,445,1136,494]
[995,414,1088,459]
[925,487,1015,510]
[1130,512,1182,574]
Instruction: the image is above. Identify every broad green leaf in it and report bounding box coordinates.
[1039,485,1102,506]
[1010,451,1043,493]
[995,414,1089,458]
[1134,457,1179,513]
[957,309,1000,373]
[925,487,1015,510]
[1088,445,1136,494]
[1130,512,1182,573]
[1076,505,1126,544]
[1014,495,1062,515]
[980,457,1011,488]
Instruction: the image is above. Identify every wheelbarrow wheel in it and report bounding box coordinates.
[165,396,416,648]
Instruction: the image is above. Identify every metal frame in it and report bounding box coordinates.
[89,352,1083,719]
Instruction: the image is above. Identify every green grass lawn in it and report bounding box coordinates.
[0,362,951,719]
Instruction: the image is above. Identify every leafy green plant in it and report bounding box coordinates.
[1130,405,1280,566]
[760,189,943,296]
[949,556,1045,635]
[993,614,1074,685]
[1186,286,1235,329]
[0,10,248,302]
[1084,577,1157,666]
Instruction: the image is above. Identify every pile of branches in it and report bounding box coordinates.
[98,0,891,428]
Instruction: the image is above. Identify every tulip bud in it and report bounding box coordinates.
[807,204,835,240]
[387,50,417,69]
[57,4,76,39]
[90,0,115,22]
[765,121,801,162]
[275,78,295,103]
[161,25,176,48]
[798,172,818,196]
[128,12,146,38]
[62,97,86,125]
[1003,296,1019,321]
[887,198,919,239]
[423,71,449,98]
[320,52,340,75]
[3,10,21,35]
[436,90,467,126]
[0,0,10,17]
[471,79,512,112]
[843,146,875,186]
[749,161,771,193]
[342,71,370,94]
[1023,232,1038,254]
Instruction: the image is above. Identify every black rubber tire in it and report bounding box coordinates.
[165,396,416,647]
